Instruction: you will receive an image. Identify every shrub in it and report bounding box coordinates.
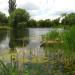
[63,26,75,54]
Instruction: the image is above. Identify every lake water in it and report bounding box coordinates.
[0,28,50,49]
[0,28,63,57]
[0,28,64,75]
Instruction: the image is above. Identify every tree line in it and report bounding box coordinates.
[0,0,75,28]
[0,10,75,28]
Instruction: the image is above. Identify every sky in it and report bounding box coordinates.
[0,0,75,20]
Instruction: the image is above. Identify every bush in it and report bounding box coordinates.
[63,26,75,54]
[42,30,61,42]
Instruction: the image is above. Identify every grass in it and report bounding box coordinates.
[0,26,11,30]
[41,26,75,75]
[1,26,75,75]
[0,49,49,64]
[0,61,64,75]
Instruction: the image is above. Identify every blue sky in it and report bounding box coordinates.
[0,0,75,20]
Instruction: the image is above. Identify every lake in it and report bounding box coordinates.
[0,28,64,75]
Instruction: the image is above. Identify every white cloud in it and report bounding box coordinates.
[0,0,75,20]
[18,2,39,10]
[0,0,8,15]
[52,0,75,12]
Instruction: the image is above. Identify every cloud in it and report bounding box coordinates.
[52,0,75,13]
[0,0,75,20]
[0,0,9,15]
[18,2,39,10]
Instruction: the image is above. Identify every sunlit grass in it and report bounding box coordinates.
[0,49,49,64]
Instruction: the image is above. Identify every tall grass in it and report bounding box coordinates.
[42,30,59,41]
[63,26,75,55]
[0,60,19,75]
[41,27,75,75]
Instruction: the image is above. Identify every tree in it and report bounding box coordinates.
[62,13,75,25]
[52,18,60,26]
[38,20,44,27]
[9,8,30,26]
[38,19,52,27]
[44,19,52,27]
[9,8,30,48]
[9,0,16,14]
[0,12,8,25]
[27,19,37,27]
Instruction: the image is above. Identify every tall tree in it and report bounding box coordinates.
[9,8,30,48]
[8,0,16,53]
[9,0,16,14]
[62,13,75,25]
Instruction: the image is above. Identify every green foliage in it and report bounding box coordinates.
[41,27,75,75]
[0,12,8,25]
[52,18,60,27]
[0,60,19,75]
[63,26,75,54]
[9,8,30,48]
[41,30,63,57]
[62,13,75,25]
[38,19,52,27]
[0,61,64,75]
[9,8,30,26]
[27,19,37,28]
[42,30,60,41]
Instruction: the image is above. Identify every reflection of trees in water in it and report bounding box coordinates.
[0,29,7,43]
[9,28,29,48]
[9,28,29,68]
[15,28,29,47]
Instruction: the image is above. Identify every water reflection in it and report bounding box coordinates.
[27,28,50,56]
[0,29,9,50]
[0,28,65,75]
[0,28,64,60]
[0,29,7,42]
[9,28,29,48]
